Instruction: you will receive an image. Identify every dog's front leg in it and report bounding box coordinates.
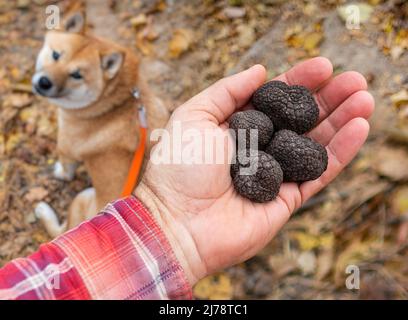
[54,156,79,181]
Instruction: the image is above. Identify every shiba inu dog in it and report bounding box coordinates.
[33,6,169,237]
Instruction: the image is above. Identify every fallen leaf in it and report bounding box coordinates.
[391,45,404,60]
[391,186,408,215]
[268,254,298,278]
[25,211,37,224]
[17,0,30,9]
[391,186,408,244]
[228,0,243,6]
[223,7,246,19]
[391,89,408,108]
[3,93,33,109]
[32,230,50,244]
[136,30,154,56]
[5,133,23,153]
[0,135,5,155]
[292,232,320,251]
[0,107,19,130]
[292,232,334,251]
[304,3,317,16]
[135,16,159,56]
[285,24,323,54]
[237,25,256,48]
[372,146,408,181]
[168,29,193,59]
[303,32,323,52]
[130,13,147,28]
[297,251,316,275]
[37,116,55,137]
[334,238,381,286]
[25,187,48,202]
[193,273,233,300]
[285,24,303,48]
[315,248,334,280]
[397,221,408,246]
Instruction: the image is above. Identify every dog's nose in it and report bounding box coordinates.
[38,76,53,91]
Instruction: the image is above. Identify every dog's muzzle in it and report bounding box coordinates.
[32,73,59,98]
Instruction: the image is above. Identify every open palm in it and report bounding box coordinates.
[138,57,374,284]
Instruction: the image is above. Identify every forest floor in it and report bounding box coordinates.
[0,0,408,299]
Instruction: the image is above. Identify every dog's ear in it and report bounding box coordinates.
[62,11,86,34]
[101,51,125,80]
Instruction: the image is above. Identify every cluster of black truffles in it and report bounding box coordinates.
[230,80,328,203]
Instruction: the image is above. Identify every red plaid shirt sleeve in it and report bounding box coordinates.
[0,197,193,300]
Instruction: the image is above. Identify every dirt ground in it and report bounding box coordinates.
[0,0,408,299]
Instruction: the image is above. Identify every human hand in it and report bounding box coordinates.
[136,57,374,285]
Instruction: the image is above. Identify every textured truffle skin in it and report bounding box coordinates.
[229,110,274,149]
[232,151,283,203]
[266,130,328,182]
[252,81,319,134]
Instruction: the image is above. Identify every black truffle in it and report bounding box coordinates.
[252,81,319,134]
[232,150,283,203]
[229,110,274,149]
[266,130,328,182]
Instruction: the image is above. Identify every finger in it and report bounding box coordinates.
[253,181,303,242]
[238,57,333,112]
[300,118,370,201]
[274,56,333,90]
[315,71,368,122]
[308,90,374,146]
[186,65,267,124]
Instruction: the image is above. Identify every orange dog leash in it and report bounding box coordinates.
[121,89,147,197]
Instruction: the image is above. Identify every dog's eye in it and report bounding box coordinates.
[70,70,83,80]
[52,51,60,61]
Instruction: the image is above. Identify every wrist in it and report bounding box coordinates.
[135,181,206,286]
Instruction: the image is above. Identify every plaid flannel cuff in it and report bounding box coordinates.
[53,196,193,300]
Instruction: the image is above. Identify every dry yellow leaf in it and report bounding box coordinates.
[383,18,393,34]
[25,187,49,203]
[395,29,408,48]
[391,89,408,108]
[193,273,233,300]
[292,232,334,251]
[37,116,55,137]
[304,3,317,16]
[292,232,320,251]
[303,32,323,52]
[3,93,33,109]
[284,24,303,48]
[286,34,304,48]
[315,248,334,280]
[19,107,36,123]
[10,67,21,80]
[237,24,256,48]
[136,31,154,56]
[168,29,193,59]
[32,230,50,244]
[284,24,302,39]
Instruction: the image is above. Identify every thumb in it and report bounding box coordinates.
[185,64,266,124]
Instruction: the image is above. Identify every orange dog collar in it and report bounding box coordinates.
[121,89,147,197]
